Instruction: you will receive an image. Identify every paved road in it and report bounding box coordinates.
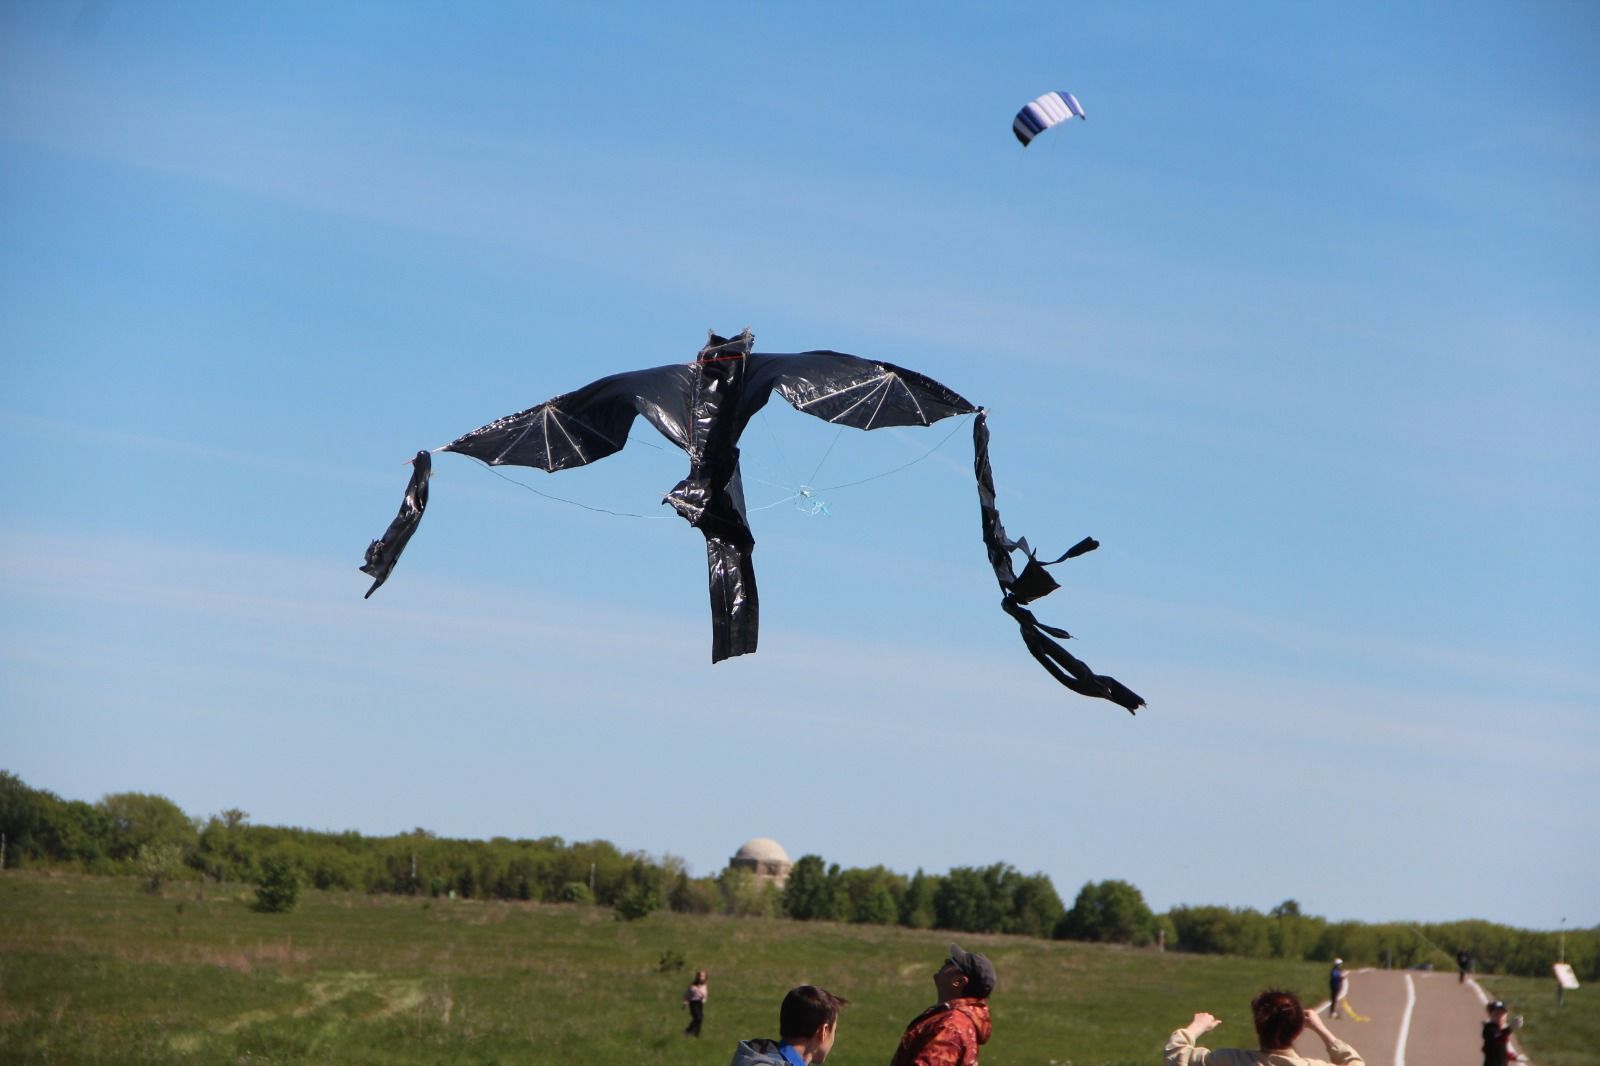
[1292,969,1521,1066]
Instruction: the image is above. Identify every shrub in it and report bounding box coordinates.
[669,873,722,915]
[136,842,184,894]
[614,881,659,921]
[253,855,302,913]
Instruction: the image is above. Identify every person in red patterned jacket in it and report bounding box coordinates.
[889,945,996,1066]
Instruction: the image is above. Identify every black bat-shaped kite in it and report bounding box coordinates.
[362,329,1143,712]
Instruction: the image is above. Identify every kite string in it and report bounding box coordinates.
[759,411,803,489]
[1404,924,1461,966]
[806,423,847,486]
[746,491,803,514]
[812,413,971,493]
[462,454,672,520]
[459,415,970,519]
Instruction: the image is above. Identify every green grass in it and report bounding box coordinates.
[2,873,1591,1065]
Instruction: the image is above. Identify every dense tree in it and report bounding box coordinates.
[720,867,780,918]
[782,855,840,921]
[195,811,258,883]
[1168,904,1270,956]
[97,792,196,861]
[837,866,899,925]
[1057,879,1156,945]
[1007,870,1066,939]
[0,771,47,868]
[899,869,938,929]
[1269,900,1314,958]
[668,871,722,915]
[933,865,1008,933]
[0,773,111,869]
[613,881,659,921]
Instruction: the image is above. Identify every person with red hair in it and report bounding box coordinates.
[1165,989,1364,1066]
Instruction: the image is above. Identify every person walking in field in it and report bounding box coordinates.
[1165,989,1364,1066]
[729,984,848,1066]
[889,944,996,1066]
[683,969,709,1038]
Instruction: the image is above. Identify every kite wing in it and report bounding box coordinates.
[743,350,978,430]
[359,363,693,599]
[1014,90,1086,147]
[440,363,696,468]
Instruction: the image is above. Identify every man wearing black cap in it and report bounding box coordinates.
[889,945,996,1066]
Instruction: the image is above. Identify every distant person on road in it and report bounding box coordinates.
[729,984,848,1066]
[889,944,996,1066]
[1458,950,1473,984]
[1165,989,1364,1066]
[1482,999,1523,1066]
[684,969,709,1038]
[1328,959,1346,1019]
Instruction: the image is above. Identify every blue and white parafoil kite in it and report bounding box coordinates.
[1013,90,1086,147]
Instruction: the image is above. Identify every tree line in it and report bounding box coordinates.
[2,771,1591,980]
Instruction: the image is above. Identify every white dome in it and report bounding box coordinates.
[733,837,790,865]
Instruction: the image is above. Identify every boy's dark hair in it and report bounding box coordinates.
[1251,989,1305,1050]
[779,985,849,1040]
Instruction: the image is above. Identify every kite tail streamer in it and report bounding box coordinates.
[1337,997,1370,1023]
[973,411,1144,713]
[704,533,759,663]
[360,450,432,598]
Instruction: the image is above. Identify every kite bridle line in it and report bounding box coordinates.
[437,410,975,524]
[811,411,972,493]
[424,426,685,518]
[745,410,974,514]
[454,449,674,521]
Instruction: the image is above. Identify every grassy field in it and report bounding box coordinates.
[1,873,1590,1065]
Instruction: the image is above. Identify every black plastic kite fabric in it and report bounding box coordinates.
[973,412,1143,712]
[361,449,431,599]
[362,329,1143,712]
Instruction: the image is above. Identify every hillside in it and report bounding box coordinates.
[3,871,1328,1065]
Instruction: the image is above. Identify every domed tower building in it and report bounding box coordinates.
[727,837,792,887]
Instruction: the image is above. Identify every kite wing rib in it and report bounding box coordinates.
[747,350,977,430]
[442,363,695,470]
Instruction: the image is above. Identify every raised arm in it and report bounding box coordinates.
[1302,1010,1364,1066]
[1164,1013,1221,1066]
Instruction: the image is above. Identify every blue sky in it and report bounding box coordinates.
[2,2,1595,932]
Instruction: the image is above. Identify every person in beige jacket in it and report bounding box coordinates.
[1165,989,1363,1066]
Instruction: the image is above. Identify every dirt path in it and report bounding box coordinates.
[1292,969,1521,1066]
